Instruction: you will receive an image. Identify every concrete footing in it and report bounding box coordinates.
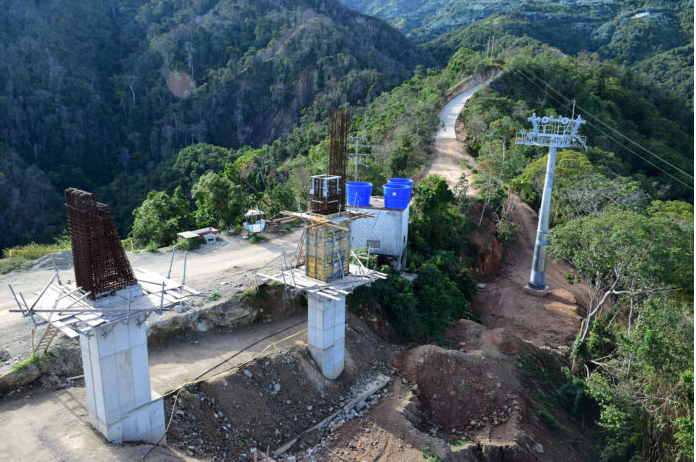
[307,293,346,379]
[79,286,165,444]
[523,284,550,297]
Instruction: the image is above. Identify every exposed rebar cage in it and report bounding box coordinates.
[64,188,137,300]
[328,109,349,211]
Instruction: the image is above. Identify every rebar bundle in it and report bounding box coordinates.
[64,188,137,300]
[328,109,349,210]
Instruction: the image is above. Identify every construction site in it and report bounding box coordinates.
[0,87,602,462]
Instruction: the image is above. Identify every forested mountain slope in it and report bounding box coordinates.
[341,0,620,41]
[0,0,431,248]
[341,0,694,102]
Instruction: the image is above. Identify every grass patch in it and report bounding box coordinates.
[0,236,71,274]
[448,438,471,449]
[11,351,51,373]
[3,241,70,260]
[237,286,268,303]
[207,291,221,301]
[535,409,559,431]
[248,234,268,244]
[0,257,23,275]
[421,446,444,462]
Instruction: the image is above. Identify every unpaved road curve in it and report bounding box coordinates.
[428,72,500,192]
[431,74,585,348]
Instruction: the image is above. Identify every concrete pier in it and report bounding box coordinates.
[307,293,346,379]
[79,286,165,444]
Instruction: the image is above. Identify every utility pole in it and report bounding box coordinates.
[515,113,586,291]
[347,135,371,181]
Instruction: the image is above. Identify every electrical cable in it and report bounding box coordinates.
[142,320,308,460]
[514,62,694,180]
[512,62,695,185]
[510,63,694,191]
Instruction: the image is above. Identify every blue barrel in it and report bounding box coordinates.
[387,178,412,200]
[346,182,372,207]
[383,184,410,209]
[387,178,413,188]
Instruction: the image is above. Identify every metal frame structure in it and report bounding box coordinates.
[347,134,371,182]
[515,114,586,290]
[9,268,200,340]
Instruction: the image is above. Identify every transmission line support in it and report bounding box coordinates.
[515,113,586,291]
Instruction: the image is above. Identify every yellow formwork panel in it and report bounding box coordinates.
[306,218,350,282]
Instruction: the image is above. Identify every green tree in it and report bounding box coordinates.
[409,175,469,258]
[647,200,694,227]
[191,172,244,229]
[130,187,194,247]
[586,298,694,462]
[516,149,596,205]
[548,209,693,346]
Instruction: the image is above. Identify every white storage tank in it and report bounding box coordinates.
[349,195,409,269]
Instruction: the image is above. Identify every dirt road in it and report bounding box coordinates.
[0,229,303,373]
[476,198,586,348]
[429,74,499,193]
[148,313,307,394]
[430,73,585,348]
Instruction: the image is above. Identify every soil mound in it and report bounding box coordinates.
[163,314,399,460]
[395,320,598,461]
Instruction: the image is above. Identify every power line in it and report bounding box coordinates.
[512,61,695,181]
[516,66,694,191]
[511,63,694,191]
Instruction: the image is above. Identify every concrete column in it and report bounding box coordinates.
[79,287,165,444]
[307,293,346,379]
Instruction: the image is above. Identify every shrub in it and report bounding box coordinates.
[248,234,267,244]
[495,219,521,242]
[145,241,159,253]
[535,409,559,431]
[175,236,204,251]
[207,292,221,301]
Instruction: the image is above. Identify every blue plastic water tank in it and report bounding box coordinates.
[346,182,372,207]
[383,184,410,209]
[387,178,412,203]
[387,178,413,188]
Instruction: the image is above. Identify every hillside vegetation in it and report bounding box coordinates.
[0,0,430,248]
[341,0,694,103]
